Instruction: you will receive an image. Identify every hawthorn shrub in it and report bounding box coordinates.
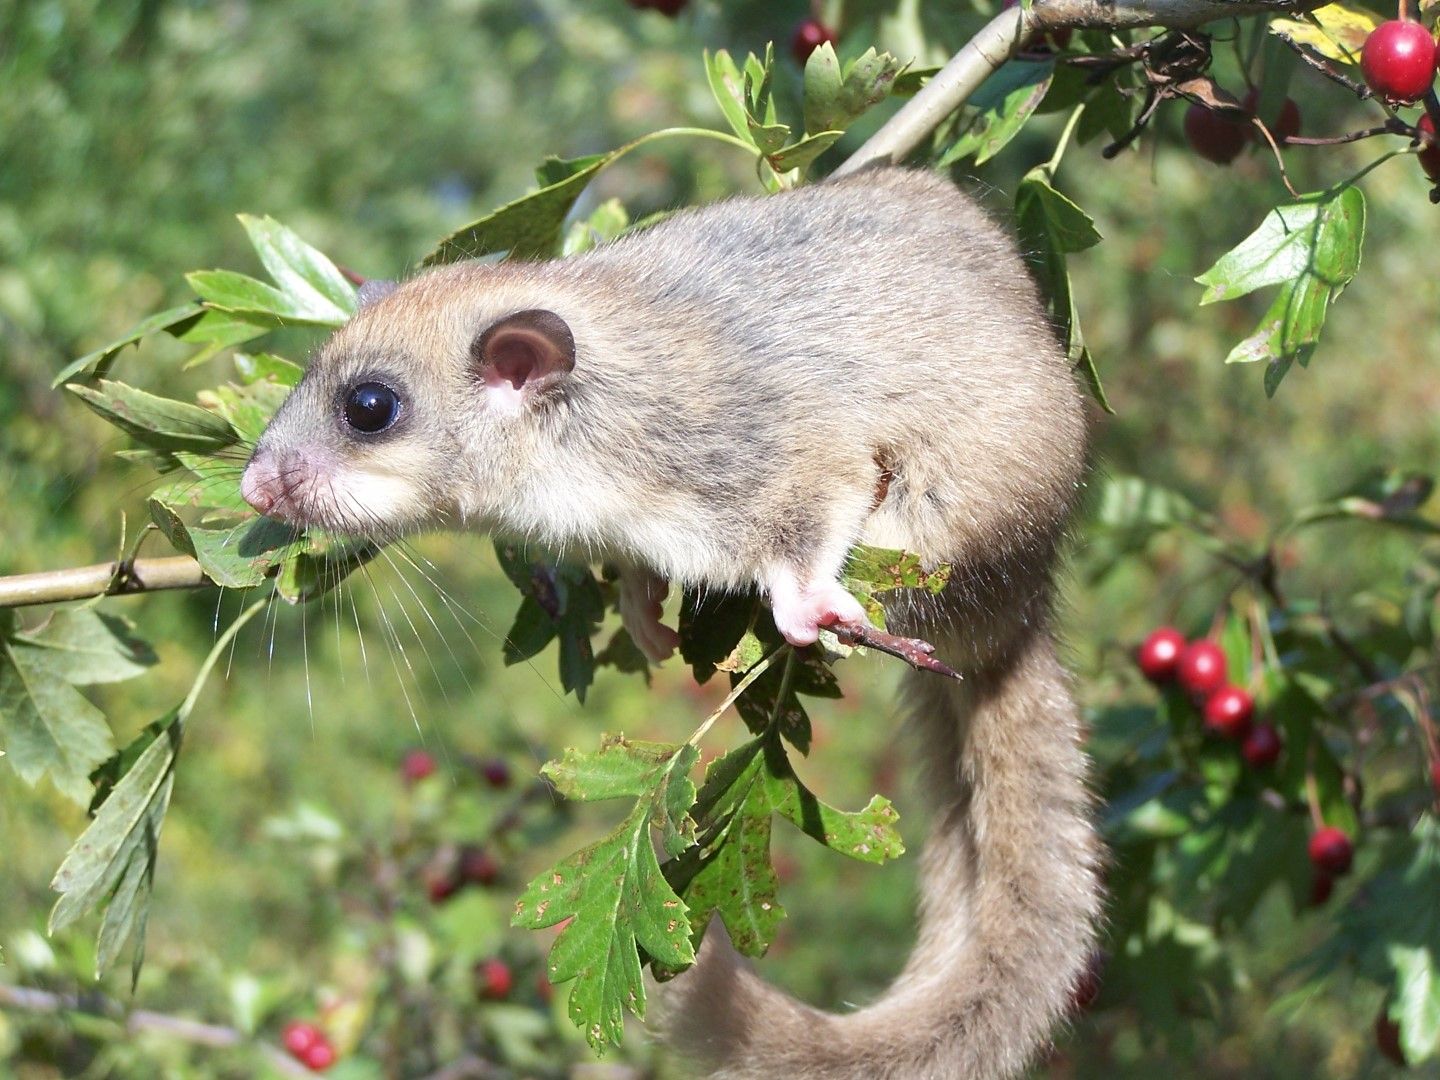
[3,0,1440,1075]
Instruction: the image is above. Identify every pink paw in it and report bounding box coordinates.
[770,578,869,647]
[618,568,679,663]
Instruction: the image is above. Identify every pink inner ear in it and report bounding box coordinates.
[486,334,543,392]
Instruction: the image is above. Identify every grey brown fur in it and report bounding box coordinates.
[244,166,1102,1079]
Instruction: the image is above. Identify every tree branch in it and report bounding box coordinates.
[0,555,210,608]
[838,0,1330,175]
[0,983,311,1077]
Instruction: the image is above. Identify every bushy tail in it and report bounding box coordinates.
[659,620,1101,1080]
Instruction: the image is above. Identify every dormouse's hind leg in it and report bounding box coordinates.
[617,565,680,663]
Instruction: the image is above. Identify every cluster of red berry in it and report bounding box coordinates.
[1136,628,1356,904]
[1362,18,1440,180]
[1183,90,1302,166]
[281,1021,337,1073]
[1135,628,1280,765]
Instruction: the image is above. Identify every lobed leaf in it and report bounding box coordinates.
[940,61,1054,167]
[68,379,238,453]
[802,45,907,137]
[237,214,357,323]
[1269,3,1377,64]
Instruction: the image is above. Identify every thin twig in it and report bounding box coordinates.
[0,556,210,608]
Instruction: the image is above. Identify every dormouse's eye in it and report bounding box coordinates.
[343,382,401,434]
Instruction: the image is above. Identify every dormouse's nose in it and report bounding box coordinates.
[241,449,280,516]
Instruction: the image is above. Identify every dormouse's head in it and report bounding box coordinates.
[240,268,580,539]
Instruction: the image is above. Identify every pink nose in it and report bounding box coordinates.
[241,452,280,516]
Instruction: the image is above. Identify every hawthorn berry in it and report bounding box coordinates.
[475,958,514,1001]
[1176,640,1228,698]
[1183,104,1249,165]
[1361,20,1438,104]
[300,1040,336,1072]
[480,756,512,789]
[1417,114,1440,181]
[791,18,838,66]
[1241,88,1301,143]
[1203,686,1254,740]
[401,749,437,784]
[1309,872,1334,906]
[1136,626,1186,683]
[282,1021,322,1057]
[426,867,461,904]
[1241,723,1282,768]
[1376,1010,1407,1066]
[1430,758,1440,792]
[458,844,500,887]
[1308,826,1354,877]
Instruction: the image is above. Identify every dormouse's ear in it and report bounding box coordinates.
[356,279,399,308]
[472,309,575,407]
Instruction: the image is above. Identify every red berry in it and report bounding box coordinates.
[1417,114,1440,181]
[426,867,460,904]
[1183,103,1250,165]
[1376,1010,1407,1066]
[1069,951,1104,1012]
[480,757,512,789]
[1203,686,1254,740]
[458,845,500,887]
[1308,826,1354,876]
[1241,722,1282,768]
[1362,20,1438,103]
[1309,872,1334,906]
[1135,627,1186,683]
[282,1021,321,1057]
[791,18,838,66]
[300,1040,336,1071]
[1241,88,1301,143]
[401,749,437,783]
[1176,640,1228,698]
[476,958,514,1001]
[1430,757,1440,791]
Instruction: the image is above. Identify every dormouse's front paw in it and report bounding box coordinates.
[618,567,680,663]
[769,577,869,648]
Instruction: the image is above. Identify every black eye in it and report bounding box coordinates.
[343,382,400,434]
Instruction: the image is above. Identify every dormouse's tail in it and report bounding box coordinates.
[659,619,1101,1080]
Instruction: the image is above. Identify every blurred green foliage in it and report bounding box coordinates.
[5,0,1440,1076]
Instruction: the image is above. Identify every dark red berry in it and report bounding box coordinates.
[426,867,461,904]
[300,1040,336,1072]
[401,749,437,784]
[1241,722,1282,768]
[791,18,838,66]
[476,958,514,1001]
[1136,627,1187,683]
[282,1021,322,1057]
[1176,640,1228,698]
[1183,104,1250,165]
[1430,757,1440,792]
[481,757,512,789]
[1241,88,1301,143]
[1417,114,1440,181]
[1376,1010,1407,1066]
[1309,872,1334,906]
[1069,951,1104,1012]
[1362,20,1438,103]
[1203,686,1254,740]
[458,845,500,887]
[1308,826,1354,877]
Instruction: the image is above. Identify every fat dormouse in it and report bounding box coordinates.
[242,166,1102,1080]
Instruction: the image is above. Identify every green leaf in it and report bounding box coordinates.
[493,544,605,701]
[515,737,699,1050]
[233,351,303,387]
[175,309,268,369]
[1269,3,1376,64]
[802,45,907,136]
[563,198,631,256]
[1092,474,1209,534]
[768,130,845,173]
[704,49,758,147]
[186,269,349,329]
[273,537,381,604]
[49,710,181,981]
[237,214,357,322]
[10,609,157,686]
[149,499,295,588]
[679,590,760,684]
[1,621,118,806]
[1015,167,1109,410]
[1292,471,1438,533]
[198,378,291,445]
[841,545,950,628]
[52,304,205,387]
[67,379,238,453]
[939,61,1054,167]
[1390,944,1440,1063]
[1197,187,1365,391]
